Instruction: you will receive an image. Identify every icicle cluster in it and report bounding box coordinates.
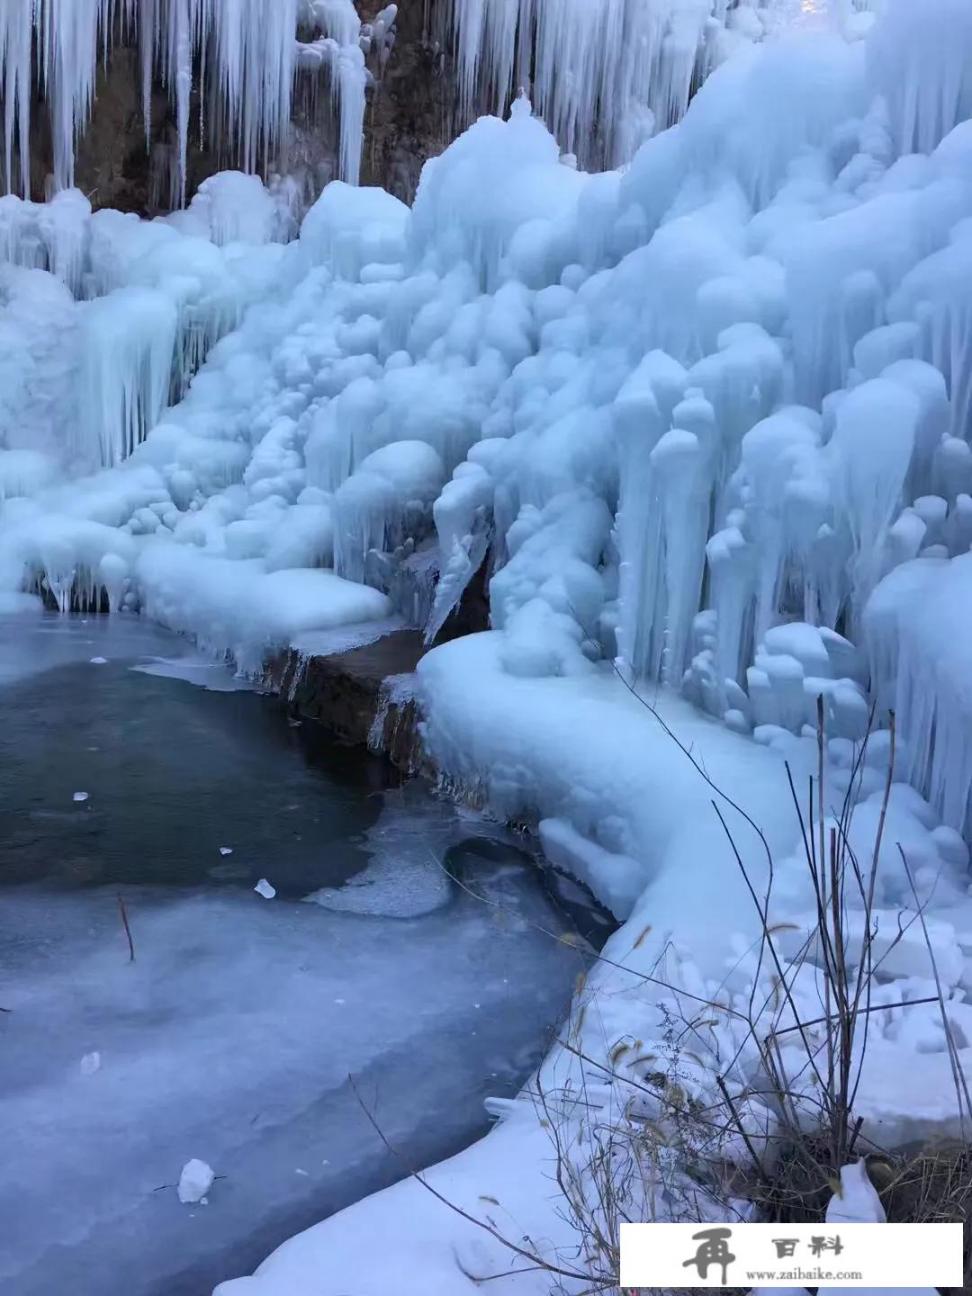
[0,0,369,202]
[443,0,883,170]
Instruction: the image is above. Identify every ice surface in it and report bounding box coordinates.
[0,871,581,1294]
[0,654,584,1295]
[133,653,256,692]
[304,789,456,918]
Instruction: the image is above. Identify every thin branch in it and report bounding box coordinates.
[347,1073,604,1287]
[117,893,135,963]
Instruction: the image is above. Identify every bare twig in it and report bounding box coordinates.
[117,893,135,963]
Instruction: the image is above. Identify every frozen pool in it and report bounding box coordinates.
[0,611,591,1296]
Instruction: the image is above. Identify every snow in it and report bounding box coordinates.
[79,1051,101,1077]
[137,546,390,674]
[178,1159,216,1206]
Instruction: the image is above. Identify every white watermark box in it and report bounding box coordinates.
[620,1221,963,1288]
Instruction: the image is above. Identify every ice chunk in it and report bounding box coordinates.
[79,1052,101,1077]
[409,99,585,289]
[177,1159,215,1205]
[254,879,277,900]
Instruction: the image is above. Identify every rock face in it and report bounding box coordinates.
[266,552,490,774]
[270,630,429,775]
[358,0,454,202]
[24,3,454,213]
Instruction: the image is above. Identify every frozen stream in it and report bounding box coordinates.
[0,611,590,1296]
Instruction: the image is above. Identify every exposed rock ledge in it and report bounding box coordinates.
[265,549,490,771]
[267,628,431,775]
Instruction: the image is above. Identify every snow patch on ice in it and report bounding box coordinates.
[178,1159,215,1206]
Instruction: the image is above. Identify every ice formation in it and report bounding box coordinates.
[2,0,972,837]
[177,1157,215,1205]
[443,0,884,169]
[0,0,882,210]
[0,0,372,201]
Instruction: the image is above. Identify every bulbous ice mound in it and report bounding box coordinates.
[409,98,587,289]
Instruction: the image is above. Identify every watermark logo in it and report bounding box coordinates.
[682,1228,736,1285]
[620,1221,963,1288]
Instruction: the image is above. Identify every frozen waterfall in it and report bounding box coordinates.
[4,0,972,837]
[0,0,884,204]
[0,0,370,201]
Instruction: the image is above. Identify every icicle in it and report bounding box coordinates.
[0,0,32,197]
[613,349,687,679]
[140,0,159,149]
[450,0,716,171]
[78,287,178,468]
[1,0,366,203]
[868,0,972,156]
[827,377,920,630]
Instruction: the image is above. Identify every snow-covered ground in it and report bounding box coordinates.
[3,0,972,1291]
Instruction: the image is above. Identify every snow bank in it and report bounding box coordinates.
[214,1105,572,1296]
[419,631,798,948]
